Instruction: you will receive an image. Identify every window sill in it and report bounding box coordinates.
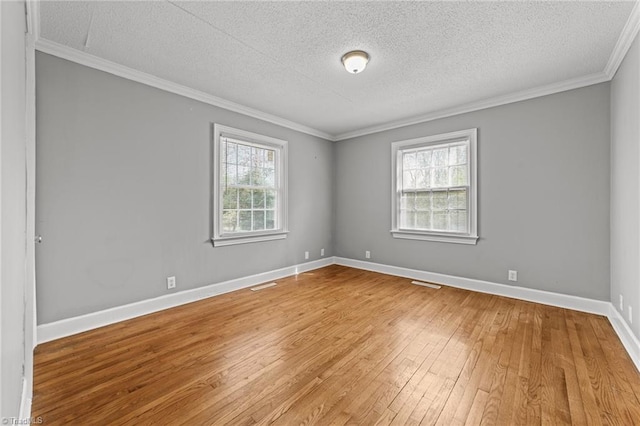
[212,231,288,247]
[390,229,478,245]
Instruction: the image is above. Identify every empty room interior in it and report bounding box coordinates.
[3,0,640,424]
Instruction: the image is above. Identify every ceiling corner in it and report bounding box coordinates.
[604,0,640,79]
[25,0,40,39]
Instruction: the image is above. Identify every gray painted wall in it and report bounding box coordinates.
[335,84,611,301]
[611,33,640,340]
[1,0,27,418]
[36,53,334,324]
[36,47,615,326]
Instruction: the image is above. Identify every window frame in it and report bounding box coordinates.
[211,124,288,247]
[390,128,478,245]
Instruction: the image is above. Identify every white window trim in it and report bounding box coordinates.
[211,124,288,247]
[390,128,478,245]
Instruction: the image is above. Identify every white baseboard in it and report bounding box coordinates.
[19,377,31,421]
[334,257,610,315]
[607,304,640,372]
[37,257,333,344]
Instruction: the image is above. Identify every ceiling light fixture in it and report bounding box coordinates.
[341,50,369,74]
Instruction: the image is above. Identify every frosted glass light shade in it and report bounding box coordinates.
[341,50,369,74]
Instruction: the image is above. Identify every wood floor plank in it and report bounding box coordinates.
[480,301,521,425]
[526,303,544,425]
[565,313,602,426]
[31,265,640,425]
[465,389,489,426]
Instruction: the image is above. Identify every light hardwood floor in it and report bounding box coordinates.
[32,265,640,425]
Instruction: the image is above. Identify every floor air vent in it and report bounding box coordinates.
[411,280,441,289]
[250,282,277,291]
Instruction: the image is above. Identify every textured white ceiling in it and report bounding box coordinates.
[39,1,634,138]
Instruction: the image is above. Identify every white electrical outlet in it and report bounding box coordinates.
[629,306,633,324]
[365,250,371,259]
[304,251,309,260]
[508,270,517,282]
[321,248,325,256]
[620,294,624,311]
[167,276,176,289]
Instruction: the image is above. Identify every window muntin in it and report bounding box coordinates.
[212,125,287,246]
[391,129,478,244]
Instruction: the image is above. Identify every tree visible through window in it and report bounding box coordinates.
[391,129,478,245]
[212,125,288,246]
[221,140,277,232]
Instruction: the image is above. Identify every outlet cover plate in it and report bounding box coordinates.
[167,276,176,289]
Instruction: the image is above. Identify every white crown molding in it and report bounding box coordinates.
[605,0,640,78]
[333,71,610,141]
[32,36,613,145]
[32,36,613,144]
[34,38,334,141]
[36,257,333,344]
[25,1,39,38]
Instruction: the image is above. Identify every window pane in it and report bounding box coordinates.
[252,168,263,186]
[265,190,276,209]
[449,211,468,233]
[432,167,448,187]
[225,164,237,185]
[433,211,448,230]
[237,144,251,167]
[263,168,275,187]
[254,147,265,168]
[238,166,250,185]
[252,190,265,208]
[450,165,468,186]
[416,211,431,229]
[225,142,237,165]
[403,170,416,189]
[449,144,467,165]
[249,168,258,186]
[222,210,237,232]
[432,148,448,166]
[253,211,265,230]
[415,192,430,210]
[417,150,432,168]
[250,147,260,168]
[415,169,429,189]
[265,149,276,169]
[239,211,252,231]
[400,210,415,228]
[432,191,447,210]
[223,188,238,209]
[266,210,275,230]
[448,189,467,210]
[238,189,251,209]
[403,152,417,169]
[401,193,415,210]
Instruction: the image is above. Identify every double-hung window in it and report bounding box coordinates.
[391,128,478,244]
[212,124,288,246]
